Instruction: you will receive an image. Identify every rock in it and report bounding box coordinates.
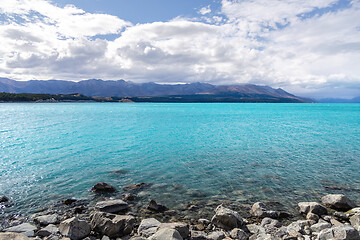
[286,220,311,237]
[350,214,360,231]
[321,194,357,211]
[207,231,226,240]
[4,223,37,237]
[59,217,91,240]
[91,182,117,193]
[137,218,161,238]
[158,222,189,239]
[36,224,58,237]
[123,183,150,192]
[230,228,249,240]
[44,234,61,240]
[298,202,327,215]
[0,232,30,240]
[122,193,136,201]
[306,212,320,222]
[330,218,344,227]
[148,200,167,212]
[34,214,60,225]
[318,225,360,240]
[260,217,281,233]
[130,237,148,240]
[90,211,135,238]
[0,195,9,203]
[95,199,129,213]
[211,205,244,230]
[249,202,278,218]
[73,206,86,214]
[310,222,331,233]
[190,230,208,240]
[346,207,360,216]
[101,236,110,240]
[149,228,183,240]
[63,199,77,205]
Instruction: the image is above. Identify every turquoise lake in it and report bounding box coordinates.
[1,103,360,215]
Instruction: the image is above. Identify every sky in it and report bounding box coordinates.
[0,0,359,98]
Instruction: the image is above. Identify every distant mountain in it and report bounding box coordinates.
[0,78,310,103]
[318,97,360,103]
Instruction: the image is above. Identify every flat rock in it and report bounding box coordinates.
[211,205,244,230]
[298,202,327,215]
[34,214,60,225]
[350,214,360,231]
[149,228,183,240]
[249,202,278,218]
[0,232,30,240]
[36,224,58,237]
[91,182,116,193]
[310,222,331,233]
[158,222,189,239]
[321,194,357,211]
[59,217,91,240]
[138,218,161,238]
[90,211,135,238]
[95,199,129,213]
[4,223,37,237]
[318,225,360,240]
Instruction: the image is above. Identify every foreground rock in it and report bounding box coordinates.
[211,205,244,230]
[149,228,183,240]
[90,211,135,238]
[4,223,37,237]
[249,202,278,218]
[0,232,30,240]
[138,218,161,238]
[91,182,117,193]
[95,199,129,213]
[59,217,91,240]
[321,194,357,211]
[36,224,58,237]
[318,225,360,240]
[158,222,189,239]
[350,214,360,231]
[298,202,327,215]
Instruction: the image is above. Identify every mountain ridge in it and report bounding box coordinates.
[0,78,310,103]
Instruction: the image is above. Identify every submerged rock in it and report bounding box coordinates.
[90,212,135,238]
[148,200,167,212]
[211,205,244,230]
[0,195,9,203]
[91,182,117,193]
[95,199,129,213]
[123,183,151,192]
[321,194,357,211]
[63,199,77,205]
[249,202,278,218]
[122,193,137,202]
[59,217,91,240]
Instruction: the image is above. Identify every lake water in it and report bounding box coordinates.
[1,103,360,216]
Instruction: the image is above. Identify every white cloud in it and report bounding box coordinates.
[198,5,211,15]
[0,0,359,98]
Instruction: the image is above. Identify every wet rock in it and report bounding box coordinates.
[0,232,30,240]
[190,230,208,240]
[63,199,77,205]
[90,211,135,238]
[4,223,37,237]
[137,218,161,238]
[298,202,327,215]
[350,214,360,231]
[36,224,58,237]
[122,193,136,202]
[123,183,150,192]
[149,228,183,240]
[310,222,331,233]
[211,205,244,230]
[158,222,189,239]
[91,182,117,193]
[95,199,129,213]
[249,202,278,218]
[286,220,311,237]
[318,225,360,240]
[207,231,226,240]
[59,217,91,240]
[230,228,249,240]
[0,195,9,203]
[34,214,60,226]
[321,194,357,211]
[148,200,167,212]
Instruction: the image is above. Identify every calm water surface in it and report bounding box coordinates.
[1,103,360,215]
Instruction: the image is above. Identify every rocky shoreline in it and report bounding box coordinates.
[1,182,360,240]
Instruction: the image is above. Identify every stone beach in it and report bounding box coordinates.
[1,183,360,240]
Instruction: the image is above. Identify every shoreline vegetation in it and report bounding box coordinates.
[0,92,310,103]
[1,182,360,240]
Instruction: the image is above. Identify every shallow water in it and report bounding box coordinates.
[1,103,360,215]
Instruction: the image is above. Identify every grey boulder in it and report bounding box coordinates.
[321,194,357,211]
[59,217,91,240]
[230,228,249,240]
[211,205,244,230]
[149,228,183,240]
[4,223,37,237]
[207,231,226,240]
[318,225,360,240]
[350,214,360,231]
[34,214,60,226]
[137,218,161,238]
[298,202,327,215]
[310,222,331,233]
[0,232,30,240]
[95,199,129,213]
[36,224,59,237]
[158,222,189,239]
[249,202,278,218]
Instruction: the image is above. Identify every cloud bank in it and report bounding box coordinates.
[0,0,359,98]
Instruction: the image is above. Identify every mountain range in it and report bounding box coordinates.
[0,78,310,103]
